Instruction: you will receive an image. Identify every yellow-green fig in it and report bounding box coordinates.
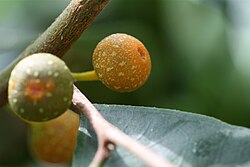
[8,53,73,122]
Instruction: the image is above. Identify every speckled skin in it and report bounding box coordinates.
[8,53,73,122]
[93,33,151,92]
[29,110,79,164]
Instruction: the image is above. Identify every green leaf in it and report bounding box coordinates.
[72,104,250,167]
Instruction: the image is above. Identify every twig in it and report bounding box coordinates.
[71,86,175,167]
[0,0,110,107]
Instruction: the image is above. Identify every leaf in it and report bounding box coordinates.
[72,104,250,167]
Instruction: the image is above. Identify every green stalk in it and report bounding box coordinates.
[71,70,99,81]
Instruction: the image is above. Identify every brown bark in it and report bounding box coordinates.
[0,0,110,107]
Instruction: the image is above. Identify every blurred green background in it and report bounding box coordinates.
[1,0,250,166]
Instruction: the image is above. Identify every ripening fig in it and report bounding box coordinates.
[92,33,151,92]
[72,33,151,92]
[29,109,79,164]
[8,53,73,122]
